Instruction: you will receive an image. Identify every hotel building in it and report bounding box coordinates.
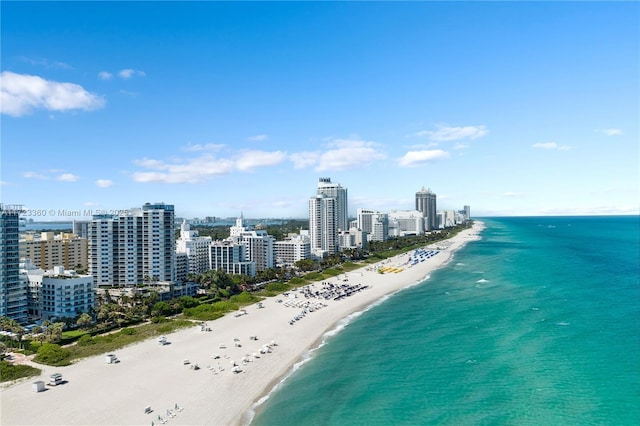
[309,194,338,256]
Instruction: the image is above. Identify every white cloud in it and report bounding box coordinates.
[413,125,488,142]
[532,142,571,151]
[118,69,146,79]
[182,143,225,152]
[397,150,450,167]
[132,155,236,183]
[57,173,79,182]
[23,171,49,180]
[600,128,623,136]
[235,150,286,171]
[95,179,113,188]
[247,134,269,142]
[290,139,386,171]
[0,71,105,117]
[0,180,8,186]
[98,71,113,80]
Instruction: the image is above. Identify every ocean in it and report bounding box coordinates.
[251,216,640,425]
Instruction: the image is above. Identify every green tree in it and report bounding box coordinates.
[76,313,93,329]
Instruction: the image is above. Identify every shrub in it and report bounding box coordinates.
[34,343,71,366]
[119,328,136,336]
[304,272,322,281]
[265,282,290,292]
[230,291,259,304]
[77,334,94,346]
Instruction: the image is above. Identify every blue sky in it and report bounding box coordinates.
[1,1,638,219]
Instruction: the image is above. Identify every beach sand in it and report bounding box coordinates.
[0,222,483,426]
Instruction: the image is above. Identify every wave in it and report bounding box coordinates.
[476,278,490,283]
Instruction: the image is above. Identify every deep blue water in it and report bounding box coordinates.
[251,216,640,425]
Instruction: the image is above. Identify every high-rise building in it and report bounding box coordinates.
[317,178,348,231]
[309,194,338,255]
[228,214,275,272]
[89,202,176,287]
[356,208,388,242]
[416,187,437,230]
[175,220,212,275]
[0,204,28,323]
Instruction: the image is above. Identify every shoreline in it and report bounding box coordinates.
[0,222,484,426]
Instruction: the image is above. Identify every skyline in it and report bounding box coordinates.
[1,2,638,219]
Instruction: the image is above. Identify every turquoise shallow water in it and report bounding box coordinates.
[251,216,640,425]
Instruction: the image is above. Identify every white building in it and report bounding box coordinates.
[228,215,275,272]
[357,208,388,242]
[89,202,176,287]
[209,240,256,277]
[388,210,425,237]
[338,228,368,250]
[175,220,212,275]
[309,194,338,257]
[316,177,349,231]
[274,234,311,267]
[23,262,95,321]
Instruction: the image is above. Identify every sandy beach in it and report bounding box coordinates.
[1,222,483,426]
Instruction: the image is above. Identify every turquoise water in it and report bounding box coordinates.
[251,216,640,425]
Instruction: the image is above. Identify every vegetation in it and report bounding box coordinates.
[33,343,72,366]
[0,361,41,382]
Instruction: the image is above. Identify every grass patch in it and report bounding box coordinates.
[0,361,41,383]
[49,319,195,364]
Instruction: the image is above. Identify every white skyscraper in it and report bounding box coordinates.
[309,194,338,256]
[317,177,348,231]
[89,202,176,287]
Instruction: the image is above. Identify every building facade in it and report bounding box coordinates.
[89,202,176,287]
[20,232,88,271]
[23,262,95,321]
[0,204,28,323]
[357,208,388,242]
[209,240,256,277]
[175,220,212,275]
[388,210,425,237]
[415,187,437,231]
[309,194,338,256]
[274,234,311,267]
[317,177,349,231]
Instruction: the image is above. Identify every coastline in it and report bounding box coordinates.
[0,222,484,426]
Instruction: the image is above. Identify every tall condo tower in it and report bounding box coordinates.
[89,202,176,286]
[0,204,28,323]
[317,177,348,231]
[415,187,437,231]
[309,194,338,255]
